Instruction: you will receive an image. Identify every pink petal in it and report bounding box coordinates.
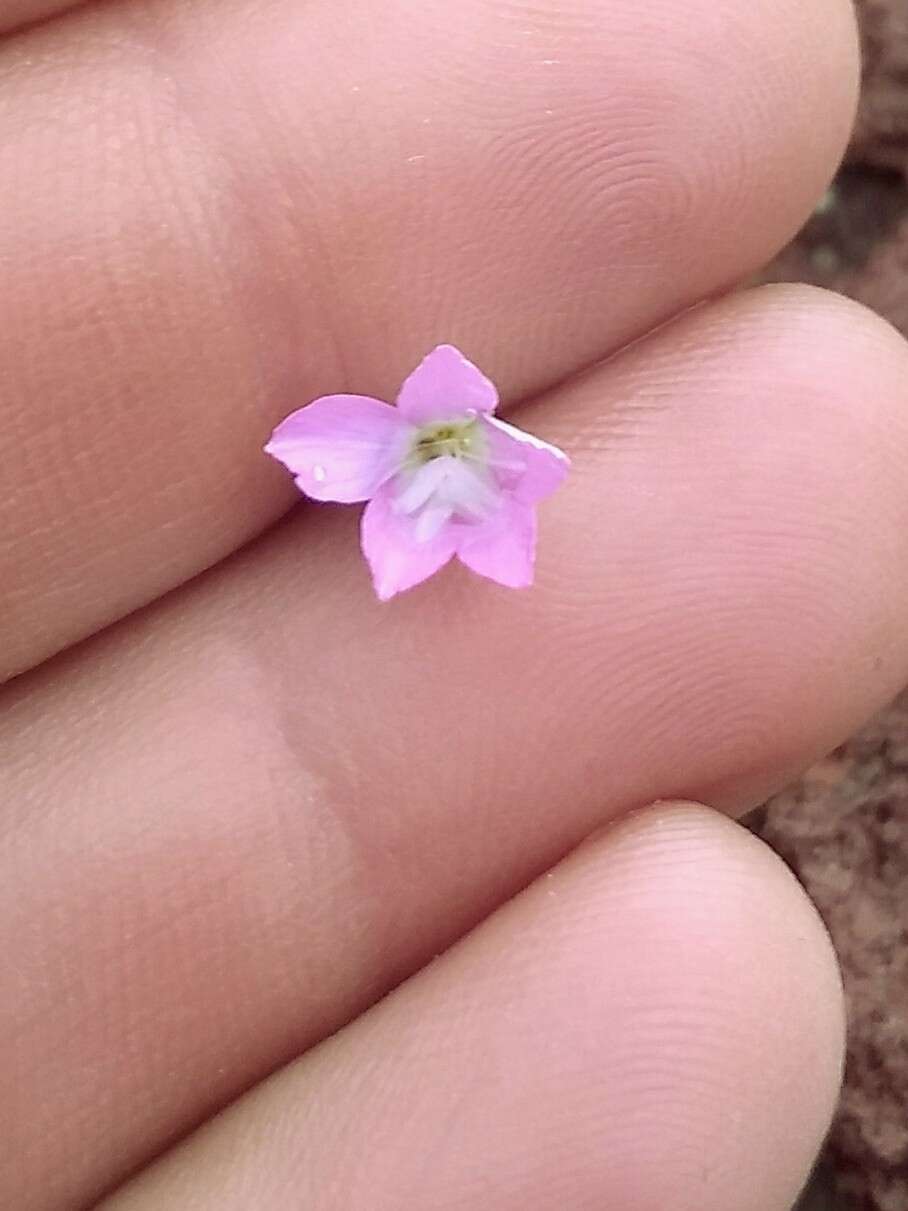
[396,345,498,424]
[456,497,537,589]
[265,395,410,503]
[361,483,457,601]
[482,415,569,503]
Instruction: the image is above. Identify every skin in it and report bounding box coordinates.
[0,0,903,1208]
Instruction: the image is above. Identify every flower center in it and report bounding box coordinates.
[411,418,480,464]
[393,417,500,542]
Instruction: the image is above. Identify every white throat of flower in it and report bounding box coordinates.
[392,416,500,542]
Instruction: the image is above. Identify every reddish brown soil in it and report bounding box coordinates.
[759,4,908,1207]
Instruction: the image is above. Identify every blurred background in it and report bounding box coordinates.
[755,5,908,1207]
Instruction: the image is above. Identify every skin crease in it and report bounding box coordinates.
[1,1,903,1210]
[0,0,80,34]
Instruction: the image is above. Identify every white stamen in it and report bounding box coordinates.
[394,460,451,514]
[414,503,454,542]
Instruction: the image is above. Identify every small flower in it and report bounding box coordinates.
[265,344,569,601]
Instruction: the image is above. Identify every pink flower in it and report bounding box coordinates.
[265,345,569,601]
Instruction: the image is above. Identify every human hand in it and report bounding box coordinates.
[1,1,903,1208]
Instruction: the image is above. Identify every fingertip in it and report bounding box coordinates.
[548,801,846,1210]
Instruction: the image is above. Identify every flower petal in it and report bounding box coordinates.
[456,497,537,589]
[265,395,409,503]
[482,416,570,504]
[396,345,498,424]
[361,483,457,601]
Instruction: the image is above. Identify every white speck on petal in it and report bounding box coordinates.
[312,465,327,483]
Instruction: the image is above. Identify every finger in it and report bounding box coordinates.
[2,284,906,1210]
[0,0,859,678]
[99,806,845,1211]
